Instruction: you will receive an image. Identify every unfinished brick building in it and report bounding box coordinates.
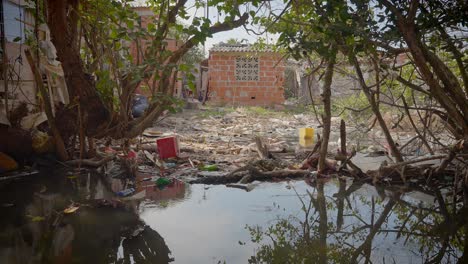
[207,44,285,106]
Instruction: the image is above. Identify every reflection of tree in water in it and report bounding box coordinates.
[68,207,172,264]
[247,179,468,263]
[1,200,173,264]
[246,180,353,264]
[116,228,172,264]
[0,170,173,264]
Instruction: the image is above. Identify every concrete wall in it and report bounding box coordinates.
[207,52,285,106]
[1,0,37,115]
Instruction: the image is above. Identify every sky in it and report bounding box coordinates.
[134,0,280,55]
[184,3,278,54]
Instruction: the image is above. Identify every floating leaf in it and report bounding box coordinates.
[27,215,45,222]
[64,206,80,214]
[39,185,47,193]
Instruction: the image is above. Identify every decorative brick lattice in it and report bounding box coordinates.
[235,57,259,81]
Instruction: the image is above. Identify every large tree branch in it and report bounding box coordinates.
[168,12,250,65]
[379,0,468,137]
[395,76,430,96]
[346,48,404,162]
[407,0,419,21]
[371,40,409,55]
[379,0,404,21]
[154,0,188,45]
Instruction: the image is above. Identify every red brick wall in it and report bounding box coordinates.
[207,52,285,106]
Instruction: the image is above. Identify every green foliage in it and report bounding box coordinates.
[244,198,354,264]
[243,106,275,116]
[74,0,259,131]
[150,92,185,114]
[197,107,236,118]
[333,92,371,117]
[226,38,242,44]
[95,70,119,110]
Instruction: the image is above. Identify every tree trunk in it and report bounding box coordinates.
[46,0,249,141]
[318,55,336,172]
[348,52,404,162]
[316,181,328,264]
[47,0,109,137]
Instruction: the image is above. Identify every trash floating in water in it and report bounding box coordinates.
[27,215,45,222]
[155,177,171,188]
[0,152,18,172]
[117,188,135,197]
[121,190,146,201]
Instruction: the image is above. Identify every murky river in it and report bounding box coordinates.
[0,168,466,263]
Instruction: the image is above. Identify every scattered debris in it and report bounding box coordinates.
[121,190,147,201]
[156,136,180,159]
[0,169,40,182]
[117,188,136,197]
[0,152,18,172]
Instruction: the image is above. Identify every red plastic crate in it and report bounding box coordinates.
[156,136,179,159]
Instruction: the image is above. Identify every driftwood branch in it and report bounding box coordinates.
[66,154,116,167]
[386,154,447,169]
[190,163,310,185]
[255,136,274,159]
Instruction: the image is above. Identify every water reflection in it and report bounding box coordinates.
[135,172,188,203]
[0,169,173,264]
[246,179,467,263]
[1,168,467,263]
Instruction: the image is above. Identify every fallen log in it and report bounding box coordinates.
[248,166,310,181]
[434,151,456,175]
[0,170,40,182]
[66,154,116,167]
[225,183,255,191]
[386,154,447,169]
[191,170,247,184]
[190,164,311,184]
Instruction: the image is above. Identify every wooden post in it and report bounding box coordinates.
[340,119,346,155]
[0,1,9,120]
[318,55,336,173]
[340,119,347,167]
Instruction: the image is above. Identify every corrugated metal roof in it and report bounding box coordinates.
[210,43,275,53]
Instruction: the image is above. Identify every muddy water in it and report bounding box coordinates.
[141,180,466,263]
[0,169,466,263]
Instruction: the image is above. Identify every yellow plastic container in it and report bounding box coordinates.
[299,128,314,147]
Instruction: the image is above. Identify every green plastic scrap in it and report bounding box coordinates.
[200,164,218,171]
